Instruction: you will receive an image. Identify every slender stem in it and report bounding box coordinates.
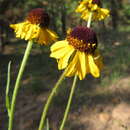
[87,12,93,28]
[38,68,68,130]
[8,40,33,130]
[6,61,11,117]
[59,8,92,130]
[59,75,78,130]
[46,119,49,130]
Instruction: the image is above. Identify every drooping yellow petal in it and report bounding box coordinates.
[75,2,87,12]
[50,41,73,59]
[94,50,104,70]
[81,10,90,20]
[25,24,34,40]
[51,40,68,52]
[93,8,110,20]
[10,21,40,40]
[91,4,98,11]
[78,51,87,79]
[10,21,58,45]
[46,29,58,40]
[85,54,90,75]
[50,46,69,59]
[58,46,75,69]
[88,54,100,78]
[65,52,79,77]
[99,8,110,20]
[26,24,39,40]
[37,28,58,45]
[77,61,85,80]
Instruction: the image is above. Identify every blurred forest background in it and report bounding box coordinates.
[0,0,130,130]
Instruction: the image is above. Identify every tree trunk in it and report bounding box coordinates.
[110,0,119,29]
[61,5,66,36]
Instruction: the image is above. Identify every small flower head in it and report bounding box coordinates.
[76,0,110,21]
[10,8,58,45]
[50,26,103,80]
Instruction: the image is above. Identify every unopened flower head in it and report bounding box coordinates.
[10,8,58,45]
[76,0,110,21]
[50,26,103,80]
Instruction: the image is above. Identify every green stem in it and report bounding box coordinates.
[59,75,78,130]
[8,40,33,130]
[38,68,68,130]
[6,61,11,117]
[87,12,93,28]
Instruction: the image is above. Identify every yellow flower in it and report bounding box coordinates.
[76,0,110,21]
[50,26,103,80]
[10,8,58,45]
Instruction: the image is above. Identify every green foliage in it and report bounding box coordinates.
[123,4,130,18]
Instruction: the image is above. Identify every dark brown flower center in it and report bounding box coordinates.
[26,8,50,27]
[92,0,101,6]
[67,26,98,53]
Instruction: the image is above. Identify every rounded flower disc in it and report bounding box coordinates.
[50,26,103,80]
[10,8,58,45]
[76,0,110,21]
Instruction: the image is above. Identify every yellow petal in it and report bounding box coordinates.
[51,40,68,52]
[10,24,16,29]
[36,27,58,44]
[100,8,110,16]
[50,46,68,59]
[94,50,104,70]
[76,3,86,13]
[88,54,100,78]
[25,24,34,40]
[58,46,74,69]
[81,10,90,21]
[46,29,58,40]
[77,62,84,80]
[50,41,73,59]
[78,51,87,79]
[10,21,58,44]
[65,52,79,77]
[37,28,49,44]
[86,54,90,74]
[94,8,110,20]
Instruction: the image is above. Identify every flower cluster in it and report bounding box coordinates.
[76,0,110,21]
[7,2,110,130]
[50,0,109,80]
[10,0,110,80]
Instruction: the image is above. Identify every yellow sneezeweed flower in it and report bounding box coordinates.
[50,26,103,80]
[76,0,110,21]
[10,8,58,45]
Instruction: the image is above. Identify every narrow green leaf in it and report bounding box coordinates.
[46,119,49,130]
[44,119,50,130]
[6,61,11,117]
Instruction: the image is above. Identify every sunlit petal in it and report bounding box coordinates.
[51,40,68,52]
[65,52,79,77]
[78,51,87,79]
[58,47,75,69]
[88,54,100,77]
